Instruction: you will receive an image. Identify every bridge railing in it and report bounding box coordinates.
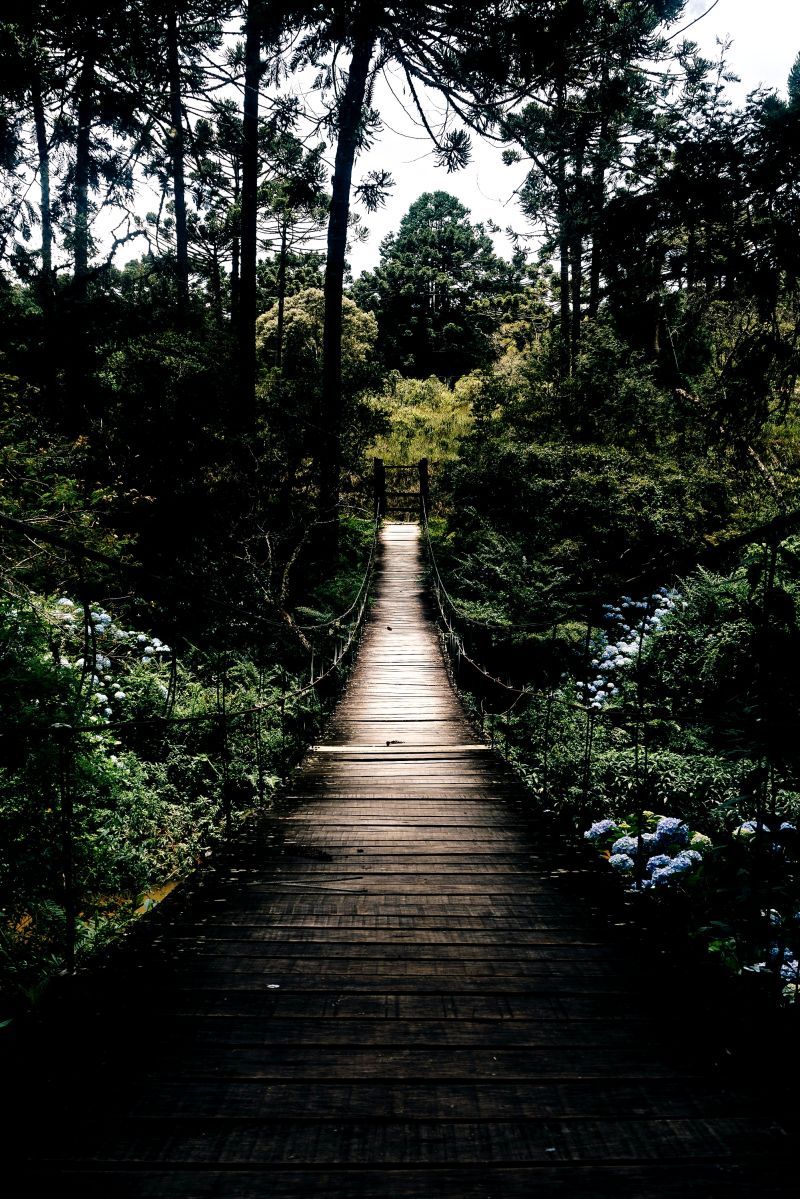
[0,506,381,983]
[419,494,800,1006]
[370,457,431,520]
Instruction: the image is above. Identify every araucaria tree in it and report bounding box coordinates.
[354,191,527,380]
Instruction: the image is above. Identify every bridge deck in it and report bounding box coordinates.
[22,524,791,1195]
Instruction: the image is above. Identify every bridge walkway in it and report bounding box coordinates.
[22,523,791,1196]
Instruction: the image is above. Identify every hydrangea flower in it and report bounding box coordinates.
[646,854,673,875]
[608,853,635,872]
[578,588,681,707]
[672,849,702,869]
[766,945,794,963]
[611,835,640,857]
[647,851,700,887]
[654,817,689,847]
[735,820,770,839]
[584,819,618,843]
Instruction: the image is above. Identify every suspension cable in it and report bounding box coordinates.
[420,497,534,697]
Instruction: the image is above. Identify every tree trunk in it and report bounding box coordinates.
[239,3,261,429]
[557,155,571,378]
[231,162,240,319]
[587,163,604,316]
[166,3,189,315]
[276,215,288,367]
[570,141,585,357]
[319,32,376,526]
[686,224,697,290]
[33,72,57,412]
[210,246,224,326]
[74,47,95,293]
[554,84,571,378]
[588,79,608,318]
[32,78,52,278]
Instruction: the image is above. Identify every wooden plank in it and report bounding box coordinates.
[18,521,792,1197]
[137,1045,694,1081]
[31,1165,795,1199]
[53,1116,789,1166]
[125,1016,652,1049]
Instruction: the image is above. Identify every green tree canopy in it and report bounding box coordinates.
[255,287,380,481]
[353,191,528,381]
[368,372,476,464]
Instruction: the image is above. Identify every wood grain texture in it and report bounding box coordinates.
[20,523,792,1195]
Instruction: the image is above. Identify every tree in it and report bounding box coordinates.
[165,2,190,314]
[303,0,539,525]
[354,191,528,380]
[368,372,476,463]
[255,286,379,492]
[258,151,328,367]
[257,249,325,320]
[186,101,245,318]
[319,21,377,528]
[238,0,264,426]
[503,0,687,373]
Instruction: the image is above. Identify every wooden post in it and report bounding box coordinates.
[279,669,287,777]
[53,723,76,973]
[542,690,553,807]
[373,458,387,518]
[418,457,430,520]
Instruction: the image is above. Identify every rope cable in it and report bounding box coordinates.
[1,509,381,742]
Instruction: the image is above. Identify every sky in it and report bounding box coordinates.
[346,0,800,276]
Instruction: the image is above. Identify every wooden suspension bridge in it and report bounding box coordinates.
[14,515,794,1195]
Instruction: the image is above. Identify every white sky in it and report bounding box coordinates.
[347,0,800,276]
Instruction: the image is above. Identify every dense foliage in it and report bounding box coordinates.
[1,2,799,1013]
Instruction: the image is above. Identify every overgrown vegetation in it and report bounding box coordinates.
[1,3,799,1013]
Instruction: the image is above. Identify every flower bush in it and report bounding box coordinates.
[584,811,707,889]
[584,807,800,1002]
[576,589,681,710]
[0,589,323,1009]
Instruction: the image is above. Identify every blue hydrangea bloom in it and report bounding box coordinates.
[739,819,770,835]
[780,960,799,982]
[611,835,639,857]
[584,819,617,843]
[646,854,673,875]
[654,817,689,847]
[767,945,794,963]
[668,853,696,874]
[608,853,635,872]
